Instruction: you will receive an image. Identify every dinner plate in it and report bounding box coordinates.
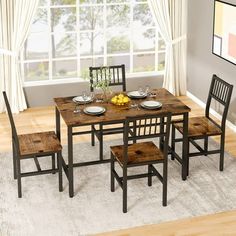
[72,96,93,104]
[83,106,106,115]
[140,101,162,109]
[127,91,147,99]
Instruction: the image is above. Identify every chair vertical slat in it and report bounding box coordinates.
[223,86,229,103]
[214,79,219,97]
[221,84,226,103]
[117,67,120,83]
[143,119,147,135]
[138,119,141,136]
[149,118,153,134]
[112,67,116,83]
[154,118,158,134]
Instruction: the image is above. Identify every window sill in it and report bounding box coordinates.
[23,71,164,87]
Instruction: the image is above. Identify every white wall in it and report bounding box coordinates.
[24,75,163,107]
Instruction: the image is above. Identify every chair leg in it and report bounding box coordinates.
[220,134,225,171]
[204,137,208,156]
[123,166,127,213]
[148,164,152,186]
[58,152,63,192]
[111,152,115,192]
[162,160,168,207]
[52,153,56,174]
[91,125,95,146]
[12,142,17,179]
[16,158,22,198]
[171,124,176,160]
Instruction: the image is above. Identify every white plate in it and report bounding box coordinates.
[140,101,162,109]
[127,91,147,99]
[73,96,93,104]
[83,106,106,115]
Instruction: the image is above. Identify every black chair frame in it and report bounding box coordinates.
[171,74,233,174]
[89,64,126,159]
[111,113,171,213]
[3,91,63,197]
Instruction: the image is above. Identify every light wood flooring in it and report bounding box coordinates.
[1,96,236,235]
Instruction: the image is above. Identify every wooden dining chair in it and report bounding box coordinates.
[89,64,126,159]
[110,112,171,213]
[171,75,233,175]
[3,91,63,197]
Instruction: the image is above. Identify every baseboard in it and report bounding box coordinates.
[186,91,236,132]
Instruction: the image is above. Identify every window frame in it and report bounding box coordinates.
[21,0,165,85]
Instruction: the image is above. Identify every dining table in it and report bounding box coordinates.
[54,88,191,197]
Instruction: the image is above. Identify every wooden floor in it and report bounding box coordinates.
[1,96,236,235]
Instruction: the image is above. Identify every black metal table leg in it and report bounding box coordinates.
[68,126,74,197]
[56,107,61,141]
[182,112,189,180]
[159,117,164,150]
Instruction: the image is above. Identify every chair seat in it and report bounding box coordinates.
[111,141,164,166]
[18,131,62,157]
[173,116,222,138]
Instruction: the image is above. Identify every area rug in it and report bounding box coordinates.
[1,138,236,236]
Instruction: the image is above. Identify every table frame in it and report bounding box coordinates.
[55,89,190,197]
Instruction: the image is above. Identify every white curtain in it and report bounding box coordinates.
[0,0,39,113]
[148,0,187,96]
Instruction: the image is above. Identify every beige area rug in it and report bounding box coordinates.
[1,138,236,236]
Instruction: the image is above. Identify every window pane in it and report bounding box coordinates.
[30,8,48,34]
[133,3,154,27]
[24,62,49,81]
[158,39,166,51]
[80,0,103,4]
[25,33,49,60]
[80,57,104,75]
[107,32,130,54]
[107,5,130,28]
[52,60,77,79]
[158,52,165,71]
[52,33,77,58]
[51,0,76,5]
[133,28,155,52]
[107,0,128,3]
[39,0,48,6]
[80,6,103,31]
[133,54,155,72]
[107,55,130,72]
[51,8,76,33]
[80,32,104,56]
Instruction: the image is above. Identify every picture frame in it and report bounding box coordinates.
[212,0,236,65]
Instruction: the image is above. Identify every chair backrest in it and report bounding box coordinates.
[205,74,233,130]
[123,113,172,165]
[2,91,20,151]
[89,64,126,92]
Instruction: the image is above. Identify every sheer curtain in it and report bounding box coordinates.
[148,0,187,96]
[0,0,39,113]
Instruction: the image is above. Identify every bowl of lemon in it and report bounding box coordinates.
[111,93,130,106]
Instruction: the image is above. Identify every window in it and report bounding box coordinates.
[21,0,165,83]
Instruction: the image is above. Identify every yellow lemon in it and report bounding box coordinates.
[123,97,129,103]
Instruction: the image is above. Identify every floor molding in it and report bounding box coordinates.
[187,91,236,132]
